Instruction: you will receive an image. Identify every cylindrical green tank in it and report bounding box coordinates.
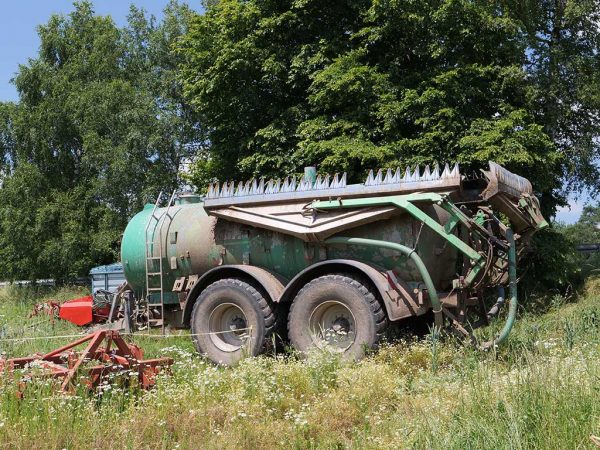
[121,198,457,304]
[121,197,219,304]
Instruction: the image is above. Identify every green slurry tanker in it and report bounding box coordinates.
[120,162,547,365]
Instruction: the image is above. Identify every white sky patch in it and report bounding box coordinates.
[555,198,586,224]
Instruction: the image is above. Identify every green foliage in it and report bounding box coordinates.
[504,0,600,194]
[1,0,598,287]
[177,0,600,215]
[561,204,600,245]
[522,227,584,293]
[522,204,600,294]
[0,1,200,281]
[557,203,600,280]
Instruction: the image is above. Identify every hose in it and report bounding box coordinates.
[325,230,518,348]
[486,286,506,319]
[480,228,517,349]
[323,236,444,329]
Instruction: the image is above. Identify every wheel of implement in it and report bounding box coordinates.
[190,278,276,365]
[287,274,387,359]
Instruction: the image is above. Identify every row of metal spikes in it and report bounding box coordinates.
[206,162,460,199]
[206,173,348,199]
[365,163,460,186]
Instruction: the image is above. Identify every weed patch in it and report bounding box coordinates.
[0,284,599,448]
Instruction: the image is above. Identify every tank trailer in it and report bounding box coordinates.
[120,162,547,365]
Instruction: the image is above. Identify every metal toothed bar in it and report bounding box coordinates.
[364,163,458,186]
[203,163,461,208]
[207,172,350,199]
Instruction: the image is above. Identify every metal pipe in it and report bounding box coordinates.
[486,286,506,319]
[481,228,517,349]
[323,236,444,328]
[304,166,317,185]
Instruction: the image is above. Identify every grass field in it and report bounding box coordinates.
[1,281,600,449]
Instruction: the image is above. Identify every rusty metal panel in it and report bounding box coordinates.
[209,203,402,242]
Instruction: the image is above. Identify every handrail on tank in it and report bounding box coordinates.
[323,236,444,329]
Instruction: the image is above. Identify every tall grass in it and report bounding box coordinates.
[1,281,599,449]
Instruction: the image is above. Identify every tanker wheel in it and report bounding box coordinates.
[190,278,276,365]
[287,274,387,360]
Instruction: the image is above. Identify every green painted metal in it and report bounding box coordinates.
[464,259,487,286]
[518,196,550,231]
[312,194,483,263]
[122,201,317,299]
[175,194,202,205]
[121,203,154,299]
[474,209,486,227]
[323,210,456,289]
[248,232,308,280]
[122,200,458,302]
[324,236,443,326]
[121,201,215,304]
[123,192,486,301]
[444,214,460,234]
[304,166,317,185]
[121,184,524,348]
[398,199,482,262]
[116,160,549,355]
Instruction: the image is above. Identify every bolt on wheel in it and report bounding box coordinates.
[309,300,356,351]
[288,274,387,360]
[208,302,250,352]
[190,278,276,365]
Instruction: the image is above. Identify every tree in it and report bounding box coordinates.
[178,0,600,217]
[553,204,600,284]
[561,204,600,245]
[0,1,200,281]
[503,0,600,196]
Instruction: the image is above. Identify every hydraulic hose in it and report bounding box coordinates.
[481,228,518,349]
[323,236,444,328]
[486,286,506,319]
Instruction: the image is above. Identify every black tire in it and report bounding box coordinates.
[190,278,276,365]
[287,274,387,360]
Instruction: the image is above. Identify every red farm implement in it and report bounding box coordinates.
[0,330,172,395]
[29,295,111,327]
[58,295,111,326]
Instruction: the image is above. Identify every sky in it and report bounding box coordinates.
[0,1,594,223]
[556,197,587,224]
[0,0,202,101]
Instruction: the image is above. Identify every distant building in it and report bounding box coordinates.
[89,263,125,294]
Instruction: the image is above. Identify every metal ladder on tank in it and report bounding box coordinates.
[144,190,177,335]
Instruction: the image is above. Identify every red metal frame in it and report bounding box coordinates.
[0,331,172,395]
